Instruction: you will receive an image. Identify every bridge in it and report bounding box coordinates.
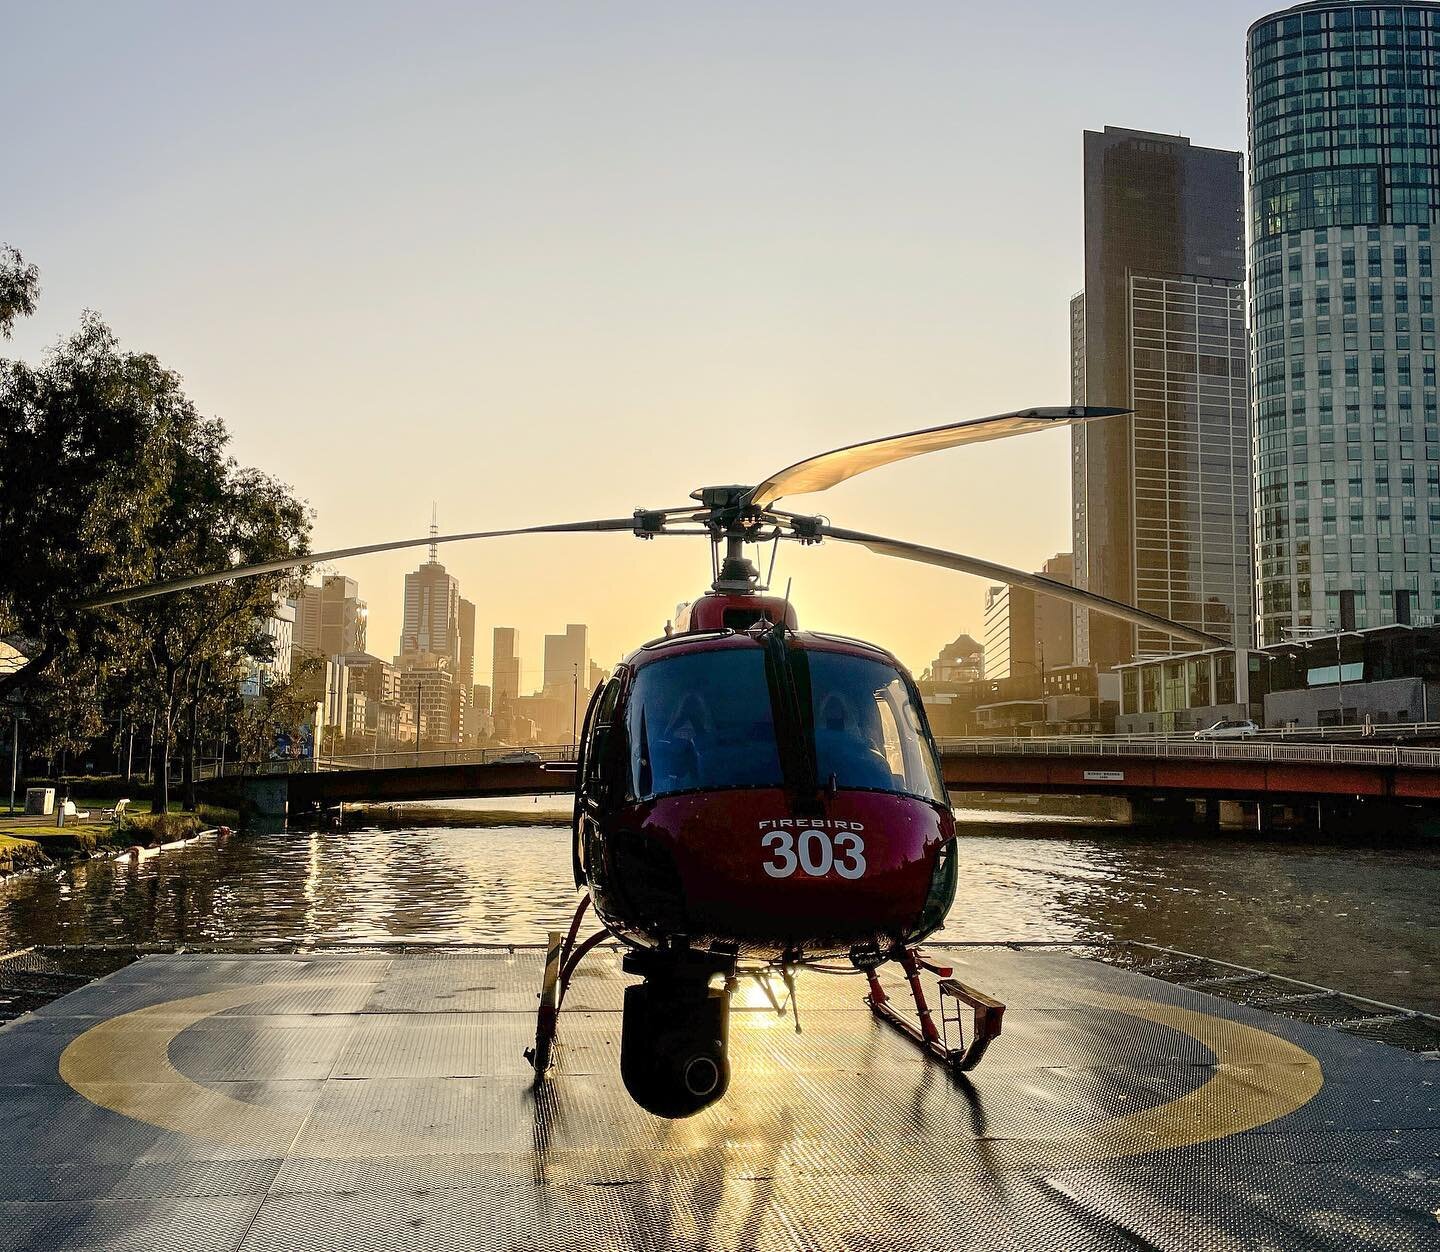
[213,733,1440,825]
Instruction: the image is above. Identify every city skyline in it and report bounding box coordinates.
[3,2,1283,677]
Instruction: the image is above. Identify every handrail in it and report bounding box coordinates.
[221,729,1440,776]
[933,734,1440,769]
[220,743,581,776]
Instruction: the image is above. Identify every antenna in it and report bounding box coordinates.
[429,503,438,563]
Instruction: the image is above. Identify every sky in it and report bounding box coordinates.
[3,1,1281,689]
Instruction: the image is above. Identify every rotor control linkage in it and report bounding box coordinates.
[865,946,1005,1074]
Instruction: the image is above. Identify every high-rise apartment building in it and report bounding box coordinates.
[1250,3,1440,642]
[1071,126,1253,666]
[319,575,367,657]
[395,652,459,745]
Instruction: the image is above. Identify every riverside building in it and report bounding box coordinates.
[1071,127,1253,669]
[1250,2,1440,644]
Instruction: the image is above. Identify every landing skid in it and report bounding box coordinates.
[526,892,612,1079]
[865,946,1005,1073]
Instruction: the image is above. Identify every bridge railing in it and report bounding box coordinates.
[934,735,1440,770]
[224,732,1440,777]
[221,744,580,776]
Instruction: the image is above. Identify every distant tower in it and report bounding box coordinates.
[400,509,461,666]
[429,501,438,563]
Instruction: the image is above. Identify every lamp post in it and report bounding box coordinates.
[1285,622,1349,729]
[572,663,580,748]
[8,706,19,816]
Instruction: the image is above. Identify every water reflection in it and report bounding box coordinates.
[1,810,1437,1014]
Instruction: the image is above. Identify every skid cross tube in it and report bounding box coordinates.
[865,946,1005,1073]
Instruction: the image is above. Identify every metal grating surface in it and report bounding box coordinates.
[1085,941,1440,1057]
[0,945,143,1023]
[0,947,1437,1250]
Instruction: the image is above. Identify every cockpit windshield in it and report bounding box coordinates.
[805,651,945,801]
[628,651,784,798]
[625,645,945,802]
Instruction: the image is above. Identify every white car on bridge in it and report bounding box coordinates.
[1193,719,1261,741]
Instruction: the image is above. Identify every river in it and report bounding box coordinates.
[2,800,1437,1014]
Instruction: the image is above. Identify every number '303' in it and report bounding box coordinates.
[761,830,866,879]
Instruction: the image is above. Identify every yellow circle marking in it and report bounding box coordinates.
[1070,990,1323,1158]
[58,984,311,1154]
[57,978,1324,1159]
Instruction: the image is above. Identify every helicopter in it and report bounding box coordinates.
[85,405,1225,1118]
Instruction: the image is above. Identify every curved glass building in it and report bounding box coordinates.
[1250,2,1440,644]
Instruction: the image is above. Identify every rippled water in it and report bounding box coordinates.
[3,805,1438,1013]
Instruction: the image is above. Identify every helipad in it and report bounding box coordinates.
[0,947,1436,1250]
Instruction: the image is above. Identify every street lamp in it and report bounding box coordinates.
[1286,622,1349,729]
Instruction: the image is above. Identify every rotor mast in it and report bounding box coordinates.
[690,485,765,593]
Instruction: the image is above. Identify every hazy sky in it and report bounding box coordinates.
[5,1,1278,687]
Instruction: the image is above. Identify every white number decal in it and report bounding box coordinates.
[833,831,867,880]
[762,830,799,878]
[798,829,833,876]
[761,830,866,879]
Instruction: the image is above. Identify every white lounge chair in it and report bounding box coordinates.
[101,798,131,822]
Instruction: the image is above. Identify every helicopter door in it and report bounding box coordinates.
[574,675,623,885]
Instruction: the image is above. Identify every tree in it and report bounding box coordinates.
[0,310,196,704]
[232,653,325,765]
[0,252,313,809]
[122,431,310,812]
[0,245,39,340]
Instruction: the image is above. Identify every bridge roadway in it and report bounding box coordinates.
[224,735,1440,810]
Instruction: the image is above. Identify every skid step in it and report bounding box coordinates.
[865,947,1005,1073]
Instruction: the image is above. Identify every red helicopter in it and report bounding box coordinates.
[87,406,1223,1118]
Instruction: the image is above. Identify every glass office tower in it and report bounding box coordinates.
[1250,2,1440,644]
[1071,127,1252,669]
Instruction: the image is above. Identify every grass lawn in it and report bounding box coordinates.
[0,833,47,874]
[0,808,224,870]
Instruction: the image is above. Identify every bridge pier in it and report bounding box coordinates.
[238,776,289,830]
[1126,795,1199,829]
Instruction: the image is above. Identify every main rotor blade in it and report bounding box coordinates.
[823,526,1227,651]
[77,517,640,609]
[747,407,1129,511]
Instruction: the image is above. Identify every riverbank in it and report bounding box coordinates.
[0,811,227,875]
[339,802,568,829]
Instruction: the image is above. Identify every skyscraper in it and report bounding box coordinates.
[491,627,520,727]
[1036,553,1076,669]
[1071,126,1253,667]
[458,598,476,693]
[291,583,323,659]
[1249,3,1440,642]
[319,575,367,657]
[400,560,461,666]
[542,625,589,697]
